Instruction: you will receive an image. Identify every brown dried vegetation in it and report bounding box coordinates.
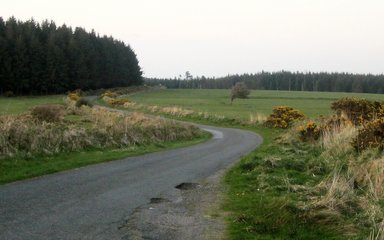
[0,106,202,158]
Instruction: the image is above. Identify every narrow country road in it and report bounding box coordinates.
[0,125,262,240]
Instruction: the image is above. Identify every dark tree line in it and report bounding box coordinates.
[147,71,384,94]
[0,17,142,95]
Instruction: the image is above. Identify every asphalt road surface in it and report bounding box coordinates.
[0,125,262,240]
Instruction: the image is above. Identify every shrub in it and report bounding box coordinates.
[351,118,384,151]
[297,121,321,142]
[31,104,65,122]
[331,97,384,125]
[108,98,130,106]
[265,106,305,128]
[76,98,93,108]
[230,82,250,103]
[101,90,117,98]
[68,92,81,102]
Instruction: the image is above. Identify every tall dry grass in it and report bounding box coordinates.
[108,98,268,126]
[249,113,267,125]
[296,114,384,237]
[0,106,202,158]
[369,220,384,240]
[320,120,357,160]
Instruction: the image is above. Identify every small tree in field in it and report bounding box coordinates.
[231,82,250,104]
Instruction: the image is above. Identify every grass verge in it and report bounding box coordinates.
[223,127,365,239]
[0,131,211,184]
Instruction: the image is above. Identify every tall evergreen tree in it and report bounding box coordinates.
[0,17,143,95]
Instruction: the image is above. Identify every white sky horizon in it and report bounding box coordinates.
[3,0,384,78]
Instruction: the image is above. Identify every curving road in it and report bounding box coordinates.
[0,125,262,240]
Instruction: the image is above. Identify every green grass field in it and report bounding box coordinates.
[129,89,384,118]
[0,95,65,115]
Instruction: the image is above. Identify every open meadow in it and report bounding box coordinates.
[0,95,65,115]
[128,89,384,119]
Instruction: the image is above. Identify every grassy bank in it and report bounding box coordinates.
[223,127,368,239]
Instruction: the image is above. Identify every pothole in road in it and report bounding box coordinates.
[175,182,200,190]
[150,197,170,204]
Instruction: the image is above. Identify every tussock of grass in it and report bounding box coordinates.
[320,122,357,158]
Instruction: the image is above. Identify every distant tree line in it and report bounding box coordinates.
[0,17,142,95]
[146,71,384,94]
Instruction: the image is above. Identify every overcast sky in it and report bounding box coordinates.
[3,0,384,78]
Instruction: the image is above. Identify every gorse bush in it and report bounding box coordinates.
[265,106,305,128]
[351,118,384,151]
[100,86,151,98]
[101,90,117,98]
[296,115,354,144]
[67,92,81,102]
[297,120,321,142]
[108,98,130,106]
[31,104,65,122]
[331,97,384,125]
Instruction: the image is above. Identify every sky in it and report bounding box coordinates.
[2,0,384,78]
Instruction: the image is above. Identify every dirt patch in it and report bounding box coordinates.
[119,171,228,240]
